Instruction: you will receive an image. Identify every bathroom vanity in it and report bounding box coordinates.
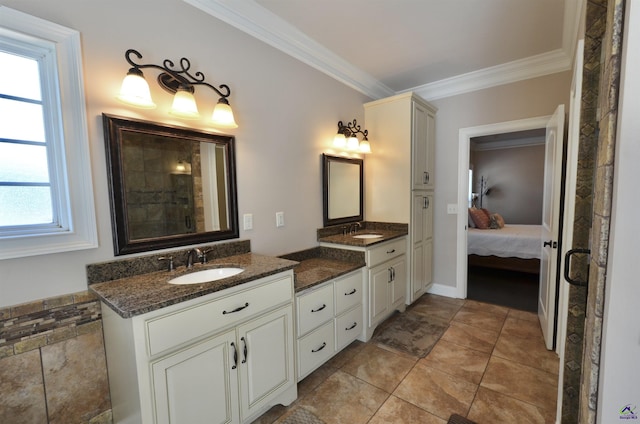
[92,252,298,424]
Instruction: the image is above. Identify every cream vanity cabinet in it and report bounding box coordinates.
[101,271,297,424]
[295,269,364,380]
[365,92,436,304]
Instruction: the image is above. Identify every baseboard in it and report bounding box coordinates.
[427,283,460,299]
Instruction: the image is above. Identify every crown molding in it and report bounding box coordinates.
[184,0,581,101]
[183,0,394,99]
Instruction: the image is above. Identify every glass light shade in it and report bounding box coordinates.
[116,71,156,109]
[169,88,200,119]
[211,100,238,129]
[346,136,360,151]
[359,139,372,154]
[333,133,347,148]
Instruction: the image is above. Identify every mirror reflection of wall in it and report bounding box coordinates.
[328,160,360,220]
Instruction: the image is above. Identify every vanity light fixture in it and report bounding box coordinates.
[116,49,238,129]
[333,119,371,154]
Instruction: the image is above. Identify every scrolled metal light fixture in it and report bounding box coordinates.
[116,49,238,129]
[333,119,371,154]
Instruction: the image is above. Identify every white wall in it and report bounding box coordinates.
[472,144,545,224]
[429,72,571,289]
[598,1,640,419]
[0,0,370,308]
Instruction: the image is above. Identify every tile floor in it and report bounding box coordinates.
[252,294,559,424]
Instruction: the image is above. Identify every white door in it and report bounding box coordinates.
[555,38,584,421]
[538,104,565,350]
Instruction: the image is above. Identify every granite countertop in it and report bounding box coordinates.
[318,229,407,247]
[279,246,366,293]
[90,253,298,319]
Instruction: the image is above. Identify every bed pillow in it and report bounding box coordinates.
[468,210,477,228]
[469,207,490,229]
[489,213,505,229]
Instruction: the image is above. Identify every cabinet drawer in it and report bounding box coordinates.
[334,271,363,315]
[367,238,407,267]
[335,305,363,351]
[296,284,334,337]
[146,276,292,356]
[297,321,335,380]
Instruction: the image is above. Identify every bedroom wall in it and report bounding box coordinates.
[471,144,545,224]
[429,71,571,294]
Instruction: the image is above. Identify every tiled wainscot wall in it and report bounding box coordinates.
[0,291,112,424]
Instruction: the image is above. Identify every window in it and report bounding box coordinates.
[0,7,97,260]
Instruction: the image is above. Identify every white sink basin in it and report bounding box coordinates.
[352,234,383,239]
[169,267,244,285]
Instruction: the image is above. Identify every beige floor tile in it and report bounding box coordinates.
[453,306,507,332]
[494,330,560,375]
[342,343,417,393]
[480,356,558,412]
[501,316,546,340]
[393,362,477,420]
[463,299,510,317]
[297,370,388,424]
[468,387,555,424]
[440,320,500,353]
[324,339,366,369]
[408,299,463,323]
[508,308,539,323]
[416,294,466,307]
[369,395,447,424]
[251,404,288,424]
[420,339,490,384]
[297,361,338,398]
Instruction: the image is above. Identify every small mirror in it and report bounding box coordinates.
[103,114,239,255]
[322,154,363,226]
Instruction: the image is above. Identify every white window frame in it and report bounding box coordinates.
[0,7,97,260]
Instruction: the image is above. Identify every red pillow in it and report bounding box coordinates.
[469,207,490,229]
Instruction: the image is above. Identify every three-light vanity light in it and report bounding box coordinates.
[116,49,238,129]
[333,119,371,154]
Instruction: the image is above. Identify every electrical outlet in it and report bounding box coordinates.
[276,211,284,227]
[243,213,253,230]
[447,204,458,214]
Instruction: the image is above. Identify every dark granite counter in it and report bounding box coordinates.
[280,247,366,293]
[90,253,298,318]
[317,222,408,248]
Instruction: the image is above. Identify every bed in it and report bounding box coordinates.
[468,224,542,274]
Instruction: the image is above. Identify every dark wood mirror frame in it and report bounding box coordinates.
[322,154,364,227]
[102,114,239,255]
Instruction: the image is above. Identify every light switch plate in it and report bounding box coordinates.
[243,213,253,230]
[447,204,458,214]
[276,211,284,227]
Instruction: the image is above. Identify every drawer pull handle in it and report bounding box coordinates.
[223,302,249,315]
[311,342,327,353]
[386,249,396,254]
[345,288,357,296]
[231,342,238,369]
[311,304,327,313]
[241,336,247,364]
[346,322,358,331]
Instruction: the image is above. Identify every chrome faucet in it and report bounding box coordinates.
[349,222,361,234]
[186,248,203,268]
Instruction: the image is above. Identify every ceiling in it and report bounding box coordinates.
[185,0,582,100]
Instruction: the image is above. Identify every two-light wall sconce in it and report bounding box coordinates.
[116,49,238,129]
[333,119,371,154]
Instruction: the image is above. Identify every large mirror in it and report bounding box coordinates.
[322,154,363,227]
[103,114,239,255]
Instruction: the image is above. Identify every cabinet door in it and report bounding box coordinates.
[237,306,295,421]
[389,256,407,309]
[410,193,433,302]
[369,264,391,326]
[412,101,430,190]
[425,111,436,190]
[151,330,239,424]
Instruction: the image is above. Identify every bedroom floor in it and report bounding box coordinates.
[251,294,559,424]
[467,266,539,312]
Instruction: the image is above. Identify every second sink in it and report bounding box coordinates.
[169,267,244,285]
[352,234,383,239]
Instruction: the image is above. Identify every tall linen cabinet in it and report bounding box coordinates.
[364,92,436,304]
